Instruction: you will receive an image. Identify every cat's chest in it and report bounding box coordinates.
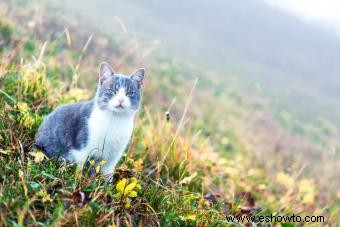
[86,109,134,155]
[89,122,132,147]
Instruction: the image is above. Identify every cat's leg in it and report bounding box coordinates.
[101,158,119,182]
[68,149,92,170]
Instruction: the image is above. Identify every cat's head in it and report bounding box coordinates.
[96,62,145,115]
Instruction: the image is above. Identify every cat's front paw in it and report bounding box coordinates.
[103,173,114,183]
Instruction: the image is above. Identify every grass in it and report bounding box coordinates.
[0,18,232,225]
[0,49,226,226]
[0,1,339,226]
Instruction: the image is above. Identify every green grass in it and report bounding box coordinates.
[0,55,227,226]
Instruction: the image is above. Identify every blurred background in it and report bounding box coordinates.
[58,0,340,191]
[1,0,339,222]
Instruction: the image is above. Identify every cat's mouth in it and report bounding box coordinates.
[115,104,124,109]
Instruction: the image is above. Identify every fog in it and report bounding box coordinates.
[57,0,340,129]
[263,0,340,36]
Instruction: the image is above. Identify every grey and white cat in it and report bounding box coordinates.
[35,62,144,178]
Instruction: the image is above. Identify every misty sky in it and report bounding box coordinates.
[263,0,340,36]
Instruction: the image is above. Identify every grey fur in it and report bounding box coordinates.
[35,101,94,158]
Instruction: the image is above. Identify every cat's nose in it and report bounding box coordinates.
[118,98,124,104]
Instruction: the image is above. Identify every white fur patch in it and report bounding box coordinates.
[69,105,135,174]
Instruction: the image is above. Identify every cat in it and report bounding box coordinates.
[34,62,144,179]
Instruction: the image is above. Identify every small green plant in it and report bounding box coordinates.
[114,177,141,209]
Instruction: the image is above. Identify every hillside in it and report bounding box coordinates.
[60,0,340,203]
[61,0,340,128]
[0,0,339,226]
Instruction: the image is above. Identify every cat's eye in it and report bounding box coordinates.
[107,89,116,95]
[126,91,134,96]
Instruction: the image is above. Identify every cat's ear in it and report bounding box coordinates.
[99,62,115,85]
[130,68,145,87]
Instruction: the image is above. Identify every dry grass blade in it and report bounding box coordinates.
[145,78,197,177]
